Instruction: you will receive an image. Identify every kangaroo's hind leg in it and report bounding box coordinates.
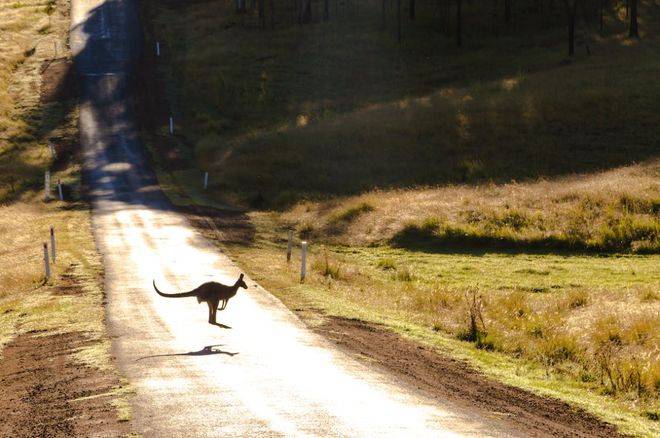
[220,300,228,311]
[207,301,215,324]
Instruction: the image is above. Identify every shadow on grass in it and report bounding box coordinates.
[136,0,660,210]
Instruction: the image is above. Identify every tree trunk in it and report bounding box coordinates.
[271,0,275,27]
[504,0,511,23]
[409,0,415,19]
[629,0,639,38]
[259,0,265,27]
[324,0,330,20]
[456,0,462,46]
[382,0,386,28]
[302,0,312,23]
[397,0,401,42]
[563,0,577,56]
[600,0,604,33]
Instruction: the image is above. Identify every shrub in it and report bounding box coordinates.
[457,290,487,343]
[312,248,342,279]
[376,258,396,270]
[298,222,316,239]
[565,289,589,309]
[536,333,579,366]
[597,214,659,252]
[329,202,374,224]
[394,265,414,281]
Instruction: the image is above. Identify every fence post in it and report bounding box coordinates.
[204,172,209,189]
[156,41,161,57]
[169,116,174,134]
[44,171,51,201]
[49,143,57,159]
[57,179,64,201]
[50,227,56,263]
[43,243,51,280]
[286,229,293,262]
[300,241,307,282]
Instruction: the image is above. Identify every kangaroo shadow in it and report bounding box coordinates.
[136,344,239,362]
[210,322,232,329]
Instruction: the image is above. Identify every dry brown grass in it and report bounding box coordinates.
[0,0,64,135]
[0,0,132,422]
[283,161,659,252]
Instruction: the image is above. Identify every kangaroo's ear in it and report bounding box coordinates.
[239,273,244,279]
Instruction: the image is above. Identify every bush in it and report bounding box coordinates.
[329,202,374,224]
[376,258,396,270]
[597,214,659,252]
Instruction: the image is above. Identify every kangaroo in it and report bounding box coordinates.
[153,274,248,327]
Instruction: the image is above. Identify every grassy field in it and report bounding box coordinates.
[217,214,660,436]
[140,0,659,434]
[0,0,131,424]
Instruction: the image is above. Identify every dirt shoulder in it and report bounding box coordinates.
[313,315,622,438]
[0,331,130,438]
[182,205,625,438]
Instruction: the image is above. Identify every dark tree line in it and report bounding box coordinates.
[236,0,644,55]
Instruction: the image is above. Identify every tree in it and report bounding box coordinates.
[302,0,312,23]
[410,0,415,20]
[259,0,265,27]
[504,0,512,23]
[629,0,639,38]
[562,0,579,56]
[324,0,330,21]
[270,0,275,28]
[397,0,402,42]
[456,0,462,47]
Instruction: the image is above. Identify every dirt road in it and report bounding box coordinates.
[68,1,577,436]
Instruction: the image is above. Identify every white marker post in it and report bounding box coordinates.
[44,170,51,201]
[57,179,63,201]
[49,143,57,159]
[156,41,161,57]
[286,229,293,262]
[300,241,308,282]
[50,227,56,263]
[169,116,174,134]
[43,242,51,280]
[203,172,209,189]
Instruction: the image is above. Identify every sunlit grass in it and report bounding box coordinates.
[221,225,659,436]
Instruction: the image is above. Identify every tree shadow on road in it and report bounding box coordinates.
[136,345,238,362]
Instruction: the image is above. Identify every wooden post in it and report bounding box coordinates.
[44,171,51,201]
[169,116,174,134]
[43,243,51,280]
[204,172,209,189]
[286,229,293,262]
[50,227,56,263]
[300,241,307,282]
[57,179,63,201]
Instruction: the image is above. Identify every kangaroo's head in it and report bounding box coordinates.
[236,273,248,289]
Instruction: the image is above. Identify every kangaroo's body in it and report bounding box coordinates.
[153,274,248,326]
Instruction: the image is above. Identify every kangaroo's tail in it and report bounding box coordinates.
[153,280,198,298]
